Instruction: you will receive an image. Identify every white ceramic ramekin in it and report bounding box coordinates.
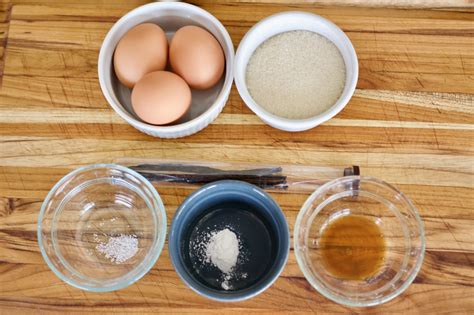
[98,2,234,138]
[234,11,358,132]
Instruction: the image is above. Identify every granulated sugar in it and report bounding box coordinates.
[246,30,346,119]
[95,234,138,264]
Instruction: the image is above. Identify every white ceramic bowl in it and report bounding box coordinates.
[234,11,358,132]
[98,2,234,138]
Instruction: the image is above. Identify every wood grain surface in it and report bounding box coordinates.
[0,0,473,314]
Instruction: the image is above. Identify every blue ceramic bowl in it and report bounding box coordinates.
[169,180,290,302]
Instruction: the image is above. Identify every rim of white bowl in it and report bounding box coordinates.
[37,164,167,292]
[234,11,358,132]
[98,2,234,136]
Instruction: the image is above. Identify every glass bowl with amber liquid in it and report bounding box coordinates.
[294,176,425,307]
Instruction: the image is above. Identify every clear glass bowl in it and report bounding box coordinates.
[38,164,167,292]
[294,176,425,307]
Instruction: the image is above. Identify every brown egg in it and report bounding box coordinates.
[114,23,168,88]
[131,71,192,125]
[170,25,225,90]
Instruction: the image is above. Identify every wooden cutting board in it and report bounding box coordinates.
[0,0,472,314]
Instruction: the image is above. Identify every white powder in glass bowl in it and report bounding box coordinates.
[95,234,139,264]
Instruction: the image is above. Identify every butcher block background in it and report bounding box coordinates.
[0,0,473,314]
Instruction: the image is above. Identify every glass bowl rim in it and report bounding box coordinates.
[293,176,426,307]
[37,163,167,292]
